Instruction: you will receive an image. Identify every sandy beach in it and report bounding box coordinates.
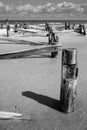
[0,24,87,130]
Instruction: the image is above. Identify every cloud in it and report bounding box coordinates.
[0,1,3,7]
[56,2,84,15]
[0,1,86,17]
[80,3,87,14]
[15,1,84,16]
[16,2,55,14]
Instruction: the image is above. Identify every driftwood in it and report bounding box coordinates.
[74,24,86,35]
[60,48,78,113]
[0,44,62,59]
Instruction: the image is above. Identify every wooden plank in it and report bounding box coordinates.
[0,111,22,119]
[0,44,62,59]
[17,28,37,33]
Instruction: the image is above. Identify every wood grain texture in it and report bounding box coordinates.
[60,48,78,113]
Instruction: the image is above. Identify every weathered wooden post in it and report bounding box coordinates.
[50,33,59,58]
[82,25,86,35]
[6,19,10,37]
[60,48,78,113]
[65,22,67,30]
[79,24,82,34]
[1,23,3,29]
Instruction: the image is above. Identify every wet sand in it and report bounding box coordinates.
[0,30,87,129]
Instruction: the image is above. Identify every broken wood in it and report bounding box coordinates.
[74,24,86,35]
[0,44,62,59]
[60,48,78,113]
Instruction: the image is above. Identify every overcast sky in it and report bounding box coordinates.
[0,0,87,20]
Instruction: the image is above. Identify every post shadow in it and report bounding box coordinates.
[22,91,62,112]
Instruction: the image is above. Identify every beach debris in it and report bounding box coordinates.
[74,24,86,35]
[60,48,78,113]
[45,22,49,31]
[23,22,29,29]
[0,111,22,119]
[82,25,86,35]
[45,22,53,33]
[65,22,71,30]
[0,44,62,59]
[51,33,59,58]
[17,28,37,34]
[0,23,3,29]
[47,32,59,58]
[45,22,59,58]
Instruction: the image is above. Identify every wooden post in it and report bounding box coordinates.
[1,23,3,29]
[6,19,10,37]
[65,22,67,30]
[82,25,86,35]
[60,48,78,113]
[50,33,59,58]
[14,23,18,33]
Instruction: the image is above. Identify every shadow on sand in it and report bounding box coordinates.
[22,91,62,112]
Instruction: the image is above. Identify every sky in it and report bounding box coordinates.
[0,0,87,20]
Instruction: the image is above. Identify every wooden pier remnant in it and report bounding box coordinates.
[0,44,62,59]
[50,33,59,58]
[6,19,10,37]
[74,24,86,35]
[1,23,3,29]
[60,48,78,113]
[65,22,70,30]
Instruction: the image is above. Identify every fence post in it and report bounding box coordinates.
[60,48,78,113]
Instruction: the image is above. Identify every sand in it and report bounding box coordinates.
[0,25,87,129]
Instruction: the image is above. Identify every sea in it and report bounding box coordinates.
[0,20,87,25]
